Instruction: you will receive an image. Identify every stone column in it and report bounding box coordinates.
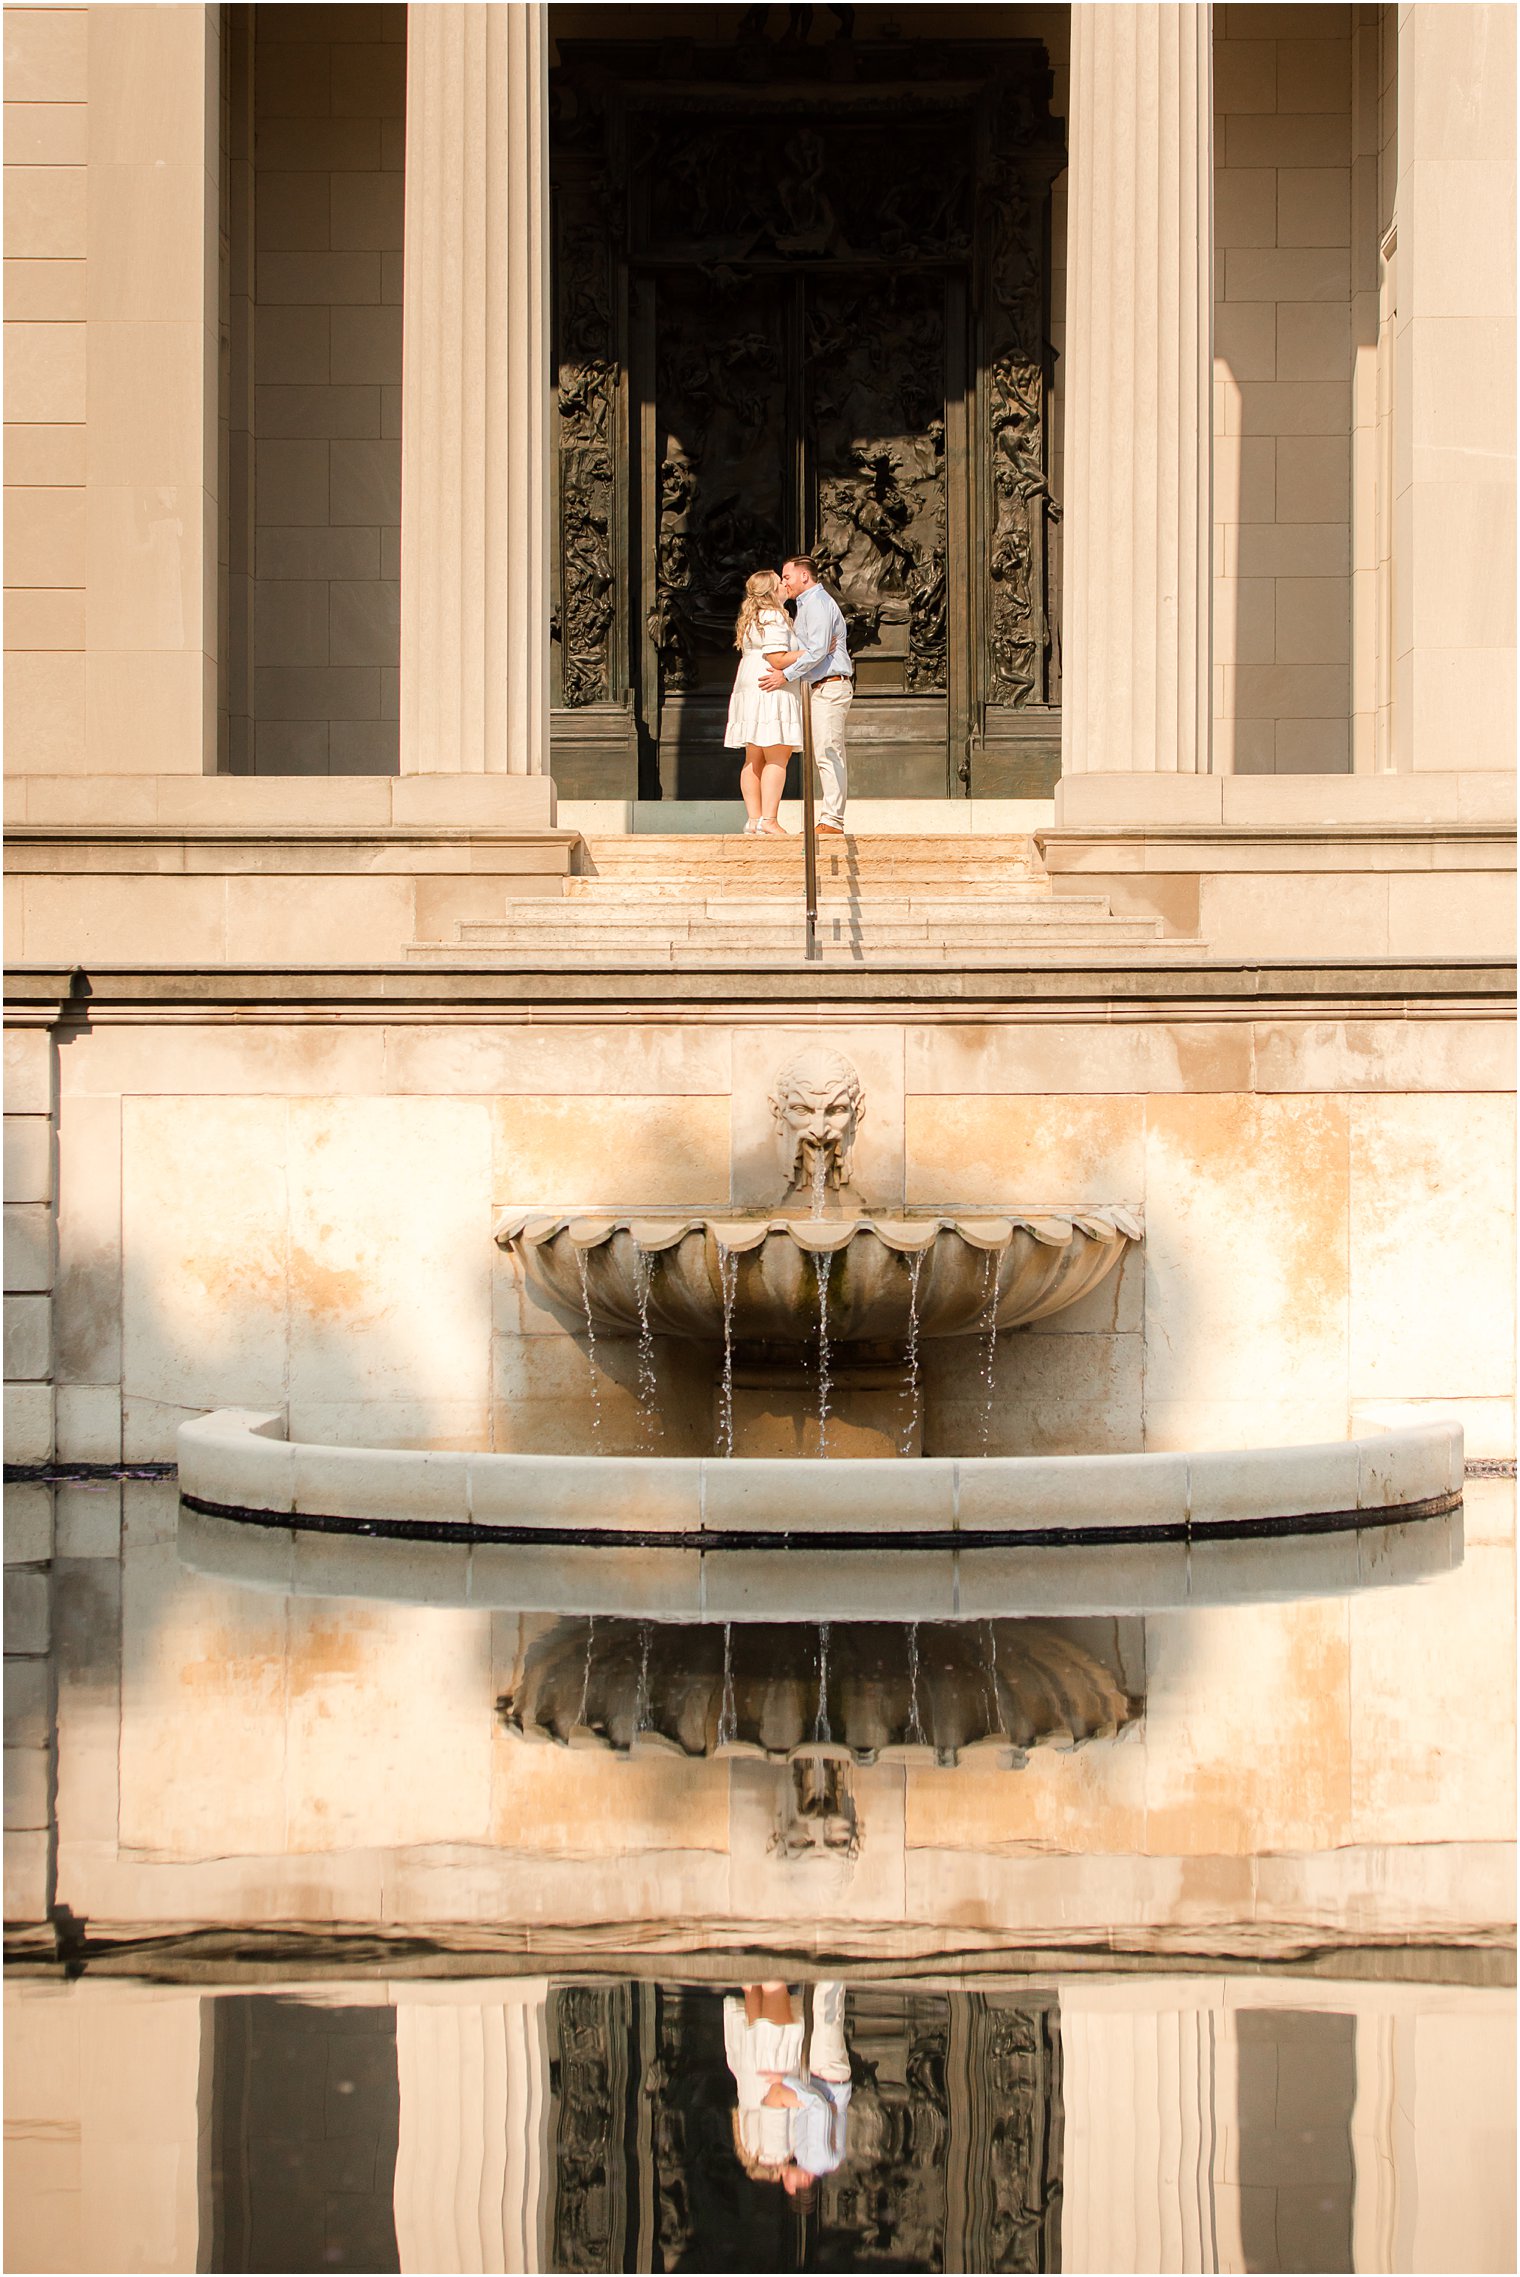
[392,1990,551,2271]
[1059,1991,1244,2273]
[400,5,550,776]
[1061,4,1213,776]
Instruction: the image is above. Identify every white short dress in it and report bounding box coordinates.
[724,608,803,751]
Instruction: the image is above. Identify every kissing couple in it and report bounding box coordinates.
[724,556,855,837]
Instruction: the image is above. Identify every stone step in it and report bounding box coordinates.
[453,919,1168,951]
[408,940,1209,968]
[577,840,1041,877]
[476,895,1115,930]
[562,874,1055,903]
[580,832,1038,858]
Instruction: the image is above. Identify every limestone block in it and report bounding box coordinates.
[385,1022,730,1098]
[88,165,210,329]
[117,1542,289,1859]
[924,1330,1144,1461]
[4,1486,53,1565]
[54,1093,122,1386]
[4,8,87,102]
[223,874,415,963]
[54,1483,121,1561]
[1197,871,1387,957]
[285,1096,491,1415]
[80,646,208,778]
[4,1293,52,1382]
[4,1743,49,1831]
[1142,1600,1352,1854]
[3,165,85,259]
[1143,1094,1349,1429]
[4,1203,53,1293]
[3,421,86,487]
[4,486,85,588]
[905,1732,1146,1858]
[3,587,86,648]
[906,1022,1254,1097]
[4,1571,50,1656]
[3,1385,53,1466]
[122,1097,290,1412]
[1,1115,50,1211]
[3,319,84,424]
[1349,1095,1515,1403]
[4,1657,50,1751]
[1348,1545,1515,1847]
[286,1398,491,1454]
[491,1094,731,1211]
[489,1741,728,1857]
[1405,158,1515,321]
[905,1095,1143,1210]
[1410,317,1514,486]
[2,1030,52,1120]
[1386,871,1515,959]
[3,1830,49,1923]
[282,1600,494,1851]
[61,1022,388,1102]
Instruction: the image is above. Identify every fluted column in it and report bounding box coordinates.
[392,1989,551,2273]
[1060,1992,1244,2273]
[400,5,549,774]
[1061,4,1213,774]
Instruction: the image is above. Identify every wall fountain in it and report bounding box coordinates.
[177,1045,1465,1624]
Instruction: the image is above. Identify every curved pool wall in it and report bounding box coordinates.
[177,1411,1464,1619]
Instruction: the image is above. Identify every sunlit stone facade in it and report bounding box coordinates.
[2,6,1515,2266]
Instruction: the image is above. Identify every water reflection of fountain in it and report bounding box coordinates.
[498,1616,1140,1768]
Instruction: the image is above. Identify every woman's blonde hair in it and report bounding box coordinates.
[734,568,786,652]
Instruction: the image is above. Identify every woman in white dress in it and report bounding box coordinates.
[726,569,802,836]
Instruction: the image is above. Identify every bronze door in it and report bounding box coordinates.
[549,34,1066,803]
[636,267,962,800]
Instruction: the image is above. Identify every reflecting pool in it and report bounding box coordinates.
[4,1477,1515,2273]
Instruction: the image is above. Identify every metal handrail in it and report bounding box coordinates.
[799,677,819,959]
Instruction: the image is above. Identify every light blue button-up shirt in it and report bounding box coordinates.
[783,582,853,685]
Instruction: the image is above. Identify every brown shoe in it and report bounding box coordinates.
[815,821,845,836]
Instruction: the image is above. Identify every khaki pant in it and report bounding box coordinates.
[809,679,852,827]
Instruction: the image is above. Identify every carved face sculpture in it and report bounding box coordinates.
[769,1046,865,1192]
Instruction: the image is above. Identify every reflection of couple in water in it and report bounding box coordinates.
[724,1980,852,2194]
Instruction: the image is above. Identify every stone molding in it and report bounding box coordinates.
[4,963,1510,1019]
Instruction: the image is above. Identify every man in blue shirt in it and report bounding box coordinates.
[760,555,854,835]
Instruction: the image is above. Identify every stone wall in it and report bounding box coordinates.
[40,1010,1514,1466]
[225,2,406,775]
[1213,3,1367,776]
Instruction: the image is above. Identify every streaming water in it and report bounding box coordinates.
[982,1618,1002,1732]
[576,1615,597,1731]
[716,1622,737,1748]
[634,1621,652,1738]
[717,1244,738,1459]
[809,1146,827,1220]
[978,1245,1001,1453]
[813,1621,833,1744]
[815,1251,833,1455]
[576,1248,605,1442]
[632,1247,660,1445]
[901,1249,925,1454]
[906,1620,927,1747]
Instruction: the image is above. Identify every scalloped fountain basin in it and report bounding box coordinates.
[494,1208,1141,1344]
